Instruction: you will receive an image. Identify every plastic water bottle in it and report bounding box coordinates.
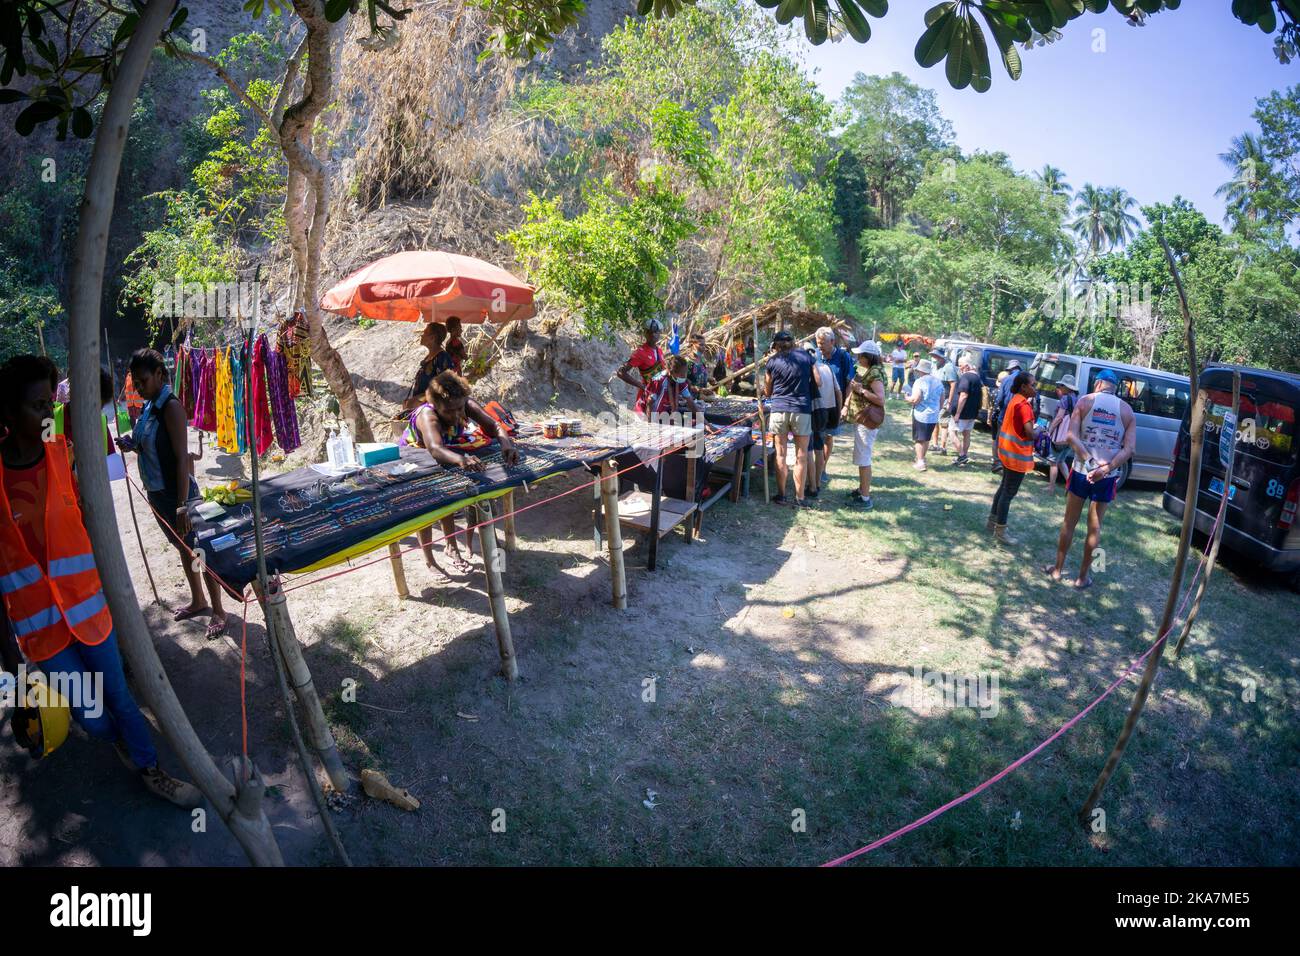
[338,422,356,466]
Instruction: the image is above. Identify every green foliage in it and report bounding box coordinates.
[119,191,242,343]
[838,72,955,230]
[119,26,287,343]
[1093,198,1300,372]
[508,1,842,330]
[0,262,64,367]
[481,0,1299,91]
[863,153,1065,341]
[504,177,696,339]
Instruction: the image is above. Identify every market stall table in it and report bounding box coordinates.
[187,435,629,681]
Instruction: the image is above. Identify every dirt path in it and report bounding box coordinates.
[3,403,1297,866]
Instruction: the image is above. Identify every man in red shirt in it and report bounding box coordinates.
[616,318,669,418]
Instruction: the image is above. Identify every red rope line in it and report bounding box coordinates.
[821,484,1231,866]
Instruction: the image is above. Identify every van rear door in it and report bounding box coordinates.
[1170,368,1300,552]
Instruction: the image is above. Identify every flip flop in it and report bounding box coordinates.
[445,551,474,575]
[205,615,228,640]
[1073,576,1094,591]
[1040,563,1062,581]
[173,605,210,622]
[424,560,454,584]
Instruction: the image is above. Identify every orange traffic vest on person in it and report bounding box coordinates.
[122,373,144,422]
[997,393,1036,473]
[0,436,113,663]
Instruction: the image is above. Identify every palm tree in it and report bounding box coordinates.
[1036,164,1071,201]
[1102,186,1140,248]
[1215,133,1270,229]
[1070,184,1108,260]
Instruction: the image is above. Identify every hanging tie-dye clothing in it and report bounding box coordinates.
[215,347,239,453]
[231,345,248,455]
[193,349,217,433]
[263,335,301,454]
[250,336,274,456]
[173,346,191,416]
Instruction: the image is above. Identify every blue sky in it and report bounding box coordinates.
[787,4,1295,227]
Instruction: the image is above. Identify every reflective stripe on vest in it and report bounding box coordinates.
[48,553,97,578]
[64,590,107,628]
[0,563,43,595]
[12,604,62,638]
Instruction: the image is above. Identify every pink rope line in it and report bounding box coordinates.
[821,482,1230,867]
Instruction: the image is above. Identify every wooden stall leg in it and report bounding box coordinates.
[684,453,696,544]
[592,469,605,555]
[256,580,351,793]
[503,489,518,552]
[730,446,744,502]
[476,502,519,681]
[601,460,628,610]
[648,455,664,571]
[388,543,409,600]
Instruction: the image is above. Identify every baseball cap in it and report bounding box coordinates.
[1006,358,1022,370]
[773,330,794,343]
[1058,374,1078,391]
[1096,368,1119,386]
[852,339,881,356]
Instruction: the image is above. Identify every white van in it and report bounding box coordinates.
[1030,352,1191,489]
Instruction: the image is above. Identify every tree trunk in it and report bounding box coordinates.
[984,281,999,341]
[65,0,282,866]
[283,1,375,442]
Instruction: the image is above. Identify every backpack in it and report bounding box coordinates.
[482,400,518,436]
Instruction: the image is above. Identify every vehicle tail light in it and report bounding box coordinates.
[1280,478,1300,530]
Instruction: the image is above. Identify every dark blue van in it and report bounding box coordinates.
[1163,364,1300,584]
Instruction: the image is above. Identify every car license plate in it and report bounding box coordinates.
[1207,477,1237,501]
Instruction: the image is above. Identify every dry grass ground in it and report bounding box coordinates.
[2,399,1297,866]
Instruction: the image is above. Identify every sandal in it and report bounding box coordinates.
[205,614,228,640]
[1041,563,1062,581]
[445,550,474,575]
[1073,576,1094,591]
[424,559,454,584]
[173,604,210,622]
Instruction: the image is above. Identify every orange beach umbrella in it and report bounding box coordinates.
[320,250,536,324]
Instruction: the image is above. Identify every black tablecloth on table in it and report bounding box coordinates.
[188,438,625,591]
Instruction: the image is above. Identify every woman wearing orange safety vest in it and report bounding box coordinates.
[0,355,199,807]
[987,369,1038,547]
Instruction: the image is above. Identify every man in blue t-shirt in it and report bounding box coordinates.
[906,358,944,472]
[764,330,822,506]
[815,326,855,483]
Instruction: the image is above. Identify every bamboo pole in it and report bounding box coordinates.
[683,452,696,544]
[601,460,627,610]
[64,0,281,866]
[255,579,351,792]
[502,488,518,551]
[1173,369,1241,657]
[1079,237,1205,823]
[476,501,518,680]
[388,543,410,599]
[753,315,769,503]
[105,333,160,605]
